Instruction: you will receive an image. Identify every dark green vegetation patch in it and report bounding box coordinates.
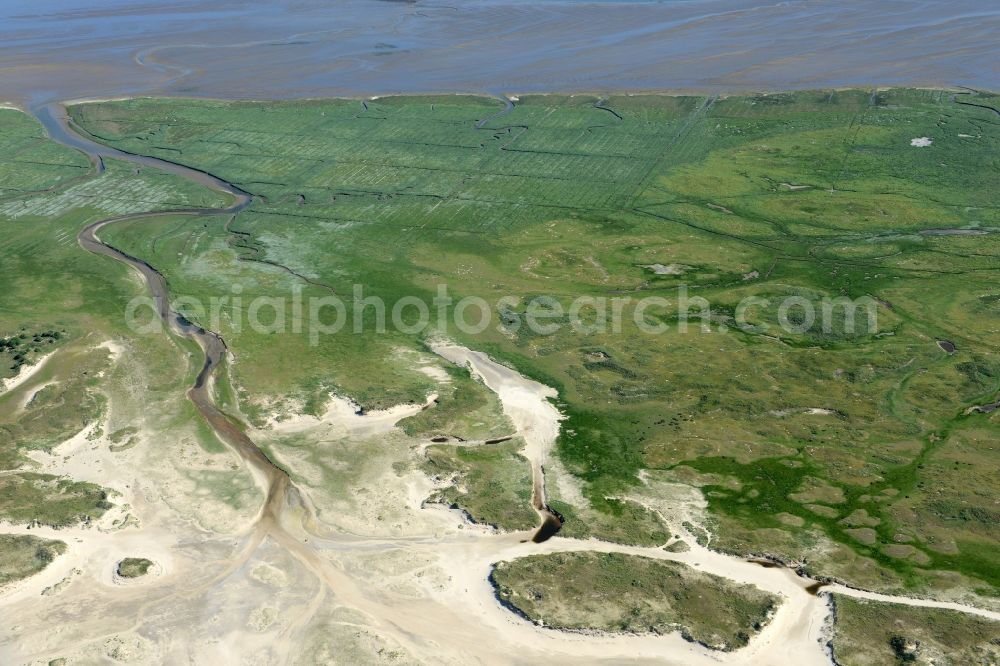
[0,534,67,586]
[0,328,61,379]
[116,557,154,579]
[491,551,776,650]
[0,472,111,527]
[830,594,1000,665]
[423,440,537,531]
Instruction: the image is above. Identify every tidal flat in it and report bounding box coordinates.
[1,0,999,105]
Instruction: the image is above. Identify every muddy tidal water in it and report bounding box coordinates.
[1,0,998,105]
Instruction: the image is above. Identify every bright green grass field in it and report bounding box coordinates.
[57,89,1000,600]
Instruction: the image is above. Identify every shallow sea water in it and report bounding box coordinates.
[1,0,997,103]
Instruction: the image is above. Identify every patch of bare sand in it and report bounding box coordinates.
[2,414,325,665]
[95,338,126,360]
[430,341,563,510]
[0,350,57,395]
[418,364,451,383]
[262,392,436,439]
[254,391,462,540]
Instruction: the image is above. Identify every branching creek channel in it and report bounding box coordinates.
[33,102,303,534]
[27,101,1000,666]
[34,100,566,545]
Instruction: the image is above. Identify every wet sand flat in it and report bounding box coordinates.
[1,0,998,105]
